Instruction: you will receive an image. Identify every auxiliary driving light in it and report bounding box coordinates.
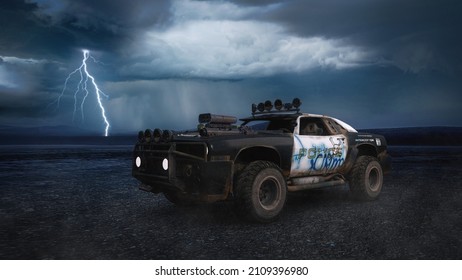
[199,127,208,137]
[274,99,283,110]
[162,130,173,142]
[153,128,163,143]
[257,102,265,112]
[264,100,273,111]
[252,103,257,113]
[292,97,301,109]
[144,129,152,142]
[137,131,144,142]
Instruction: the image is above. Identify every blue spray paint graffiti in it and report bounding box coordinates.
[293,135,306,169]
[308,143,345,171]
[293,135,346,172]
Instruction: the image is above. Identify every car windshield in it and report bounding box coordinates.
[243,120,270,131]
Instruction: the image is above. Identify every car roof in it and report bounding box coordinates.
[240,112,357,132]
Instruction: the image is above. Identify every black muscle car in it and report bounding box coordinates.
[132,98,391,222]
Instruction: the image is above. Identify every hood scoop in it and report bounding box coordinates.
[197,113,238,137]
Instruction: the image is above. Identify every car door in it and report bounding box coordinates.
[290,116,348,177]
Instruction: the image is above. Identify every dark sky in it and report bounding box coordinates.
[1,0,461,135]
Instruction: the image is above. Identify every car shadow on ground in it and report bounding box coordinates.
[135,184,356,225]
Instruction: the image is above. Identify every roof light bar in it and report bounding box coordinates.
[252,98,302,115]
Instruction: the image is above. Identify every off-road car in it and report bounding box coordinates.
[132,98,391,222]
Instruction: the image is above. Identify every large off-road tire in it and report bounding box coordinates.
[349,156,383,200]
[234,161,287,223]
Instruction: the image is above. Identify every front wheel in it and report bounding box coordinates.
[234,161,287,223]
[349,156,383,200]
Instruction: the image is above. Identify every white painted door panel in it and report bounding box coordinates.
[290,134,348,177]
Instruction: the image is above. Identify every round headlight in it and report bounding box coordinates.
[135,156,141,168]
[162,158,168,171]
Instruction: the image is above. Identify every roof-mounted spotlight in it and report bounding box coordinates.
[264,100,273,111]
[251,103,257,114]
[144,129,152,142]
[162,130,174,142]
[251,97,301,115]
[153,128,163,143]
[292,98,301,109]
[257,102,265,112]
[284,102,293,110]
[274,99,283,110]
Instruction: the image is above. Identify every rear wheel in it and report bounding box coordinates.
[234,161,287,223]
[349,156,383,200]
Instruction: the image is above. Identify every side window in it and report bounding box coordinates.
[331,119,348,134]
[267,119,295,132]
[299,117,329,136]
[325,118,343,134]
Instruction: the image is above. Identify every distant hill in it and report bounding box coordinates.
[0,125,100,136]
[359,126,462,146]
[0,125,461,145]
[0,125,136,145]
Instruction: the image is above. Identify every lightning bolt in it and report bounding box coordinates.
[55,50,110,137]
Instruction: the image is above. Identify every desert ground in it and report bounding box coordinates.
[1,145,461,259]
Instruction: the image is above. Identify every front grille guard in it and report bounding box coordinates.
[133,142,208,191]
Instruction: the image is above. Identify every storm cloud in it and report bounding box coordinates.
[263,0,462,74]
[0,0,461,134]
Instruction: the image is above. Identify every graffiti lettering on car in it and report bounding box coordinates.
[293,136,346,171]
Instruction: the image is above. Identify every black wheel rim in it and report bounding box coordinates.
[368,167,380,192]
[258,176,281,210]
